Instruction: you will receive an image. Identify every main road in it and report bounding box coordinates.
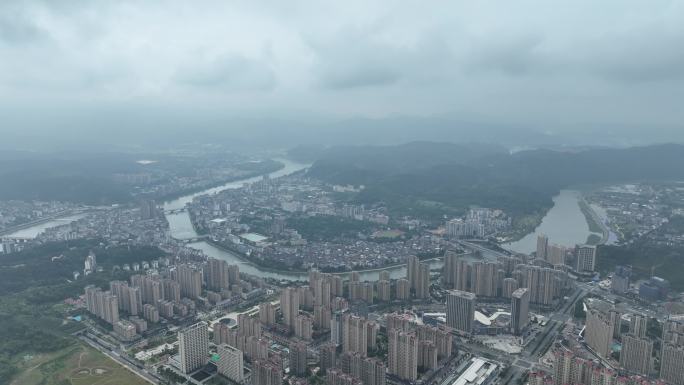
[457,240,511,260]
[79,332,160,384]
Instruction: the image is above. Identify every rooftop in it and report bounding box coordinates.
[239,232,268,243]
[450,358,498,385]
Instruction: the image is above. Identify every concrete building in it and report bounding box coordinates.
[366,322,379,352]
[472,262,498,297]
[320,342,337,374]
[237,314,261,338]
[547,244,566,266]
[661,343,684,385]
[514,264,567,306]
[114,320,137,341]
[207,258,231,291]
[343,314,369,357]
[609,309,622,339]
[406,255,420,293]
[388,329,418,381]
[640,276,670,301]
[585,304,614,358]
[259,302,276,326]
[217,344,244,383]
[415,263,430,299]
[162,278,181,302]
[289,342,308,377]
[110,281,142,316]
[376,280,391,302]
[84,251,97,275]
[129,317,147,334]
[446,290,476,335]
[553,350,574,385]
[281,287,300,330]
[361,357,386,385]
[178,321,209,374]
[295,314,313,341]
[444,253,470,292]
[630,313,649,338]
[416,324,452,359]
[84,285,119,325]
[395,278,410,301]
[611,265,632,294]
[311,273,331,308]
[502,278,518,299]
[451,358,499,385]
[575,244,597,272]
[314,304,331,330]
[252,359,283,385]
[331,311,345,346]
[510,288,530,336]
[418,340,438,370]
[663,319,684,346]
[176,264,202,299]
[536,234,548,261]
[620,334,652,375]
[327,368,363,385]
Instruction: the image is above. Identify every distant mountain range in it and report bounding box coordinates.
[304,142,684,220]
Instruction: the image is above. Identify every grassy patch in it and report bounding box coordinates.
[0,240,167,384]
[11,345,150,385]
[586,234,602,245]
[578,200,604,234]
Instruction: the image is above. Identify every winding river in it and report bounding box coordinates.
[4,213,88,239]
[503,190,600,254]
[9,162,596,279]
[163,158,443,281]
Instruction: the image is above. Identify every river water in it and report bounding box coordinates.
[162,158,438,281]
[164,164,597,278]
[9,162,594,279]
[503,190,598,254]
[163,158,313,240]
[4,213,87,239]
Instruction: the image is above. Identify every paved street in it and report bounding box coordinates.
[79,332,160,385]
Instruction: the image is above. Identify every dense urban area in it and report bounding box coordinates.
[3,143,684,385]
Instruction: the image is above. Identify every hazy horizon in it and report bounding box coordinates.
[1,0,683,150]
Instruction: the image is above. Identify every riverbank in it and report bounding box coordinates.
[204,238,309,274]
[203,238,447,276]
[0,210,90,239]
[0,210,77,236]
[155,160,285,203]
[497,210,548,244]
[502,190,599,254]
[578,198,609,245]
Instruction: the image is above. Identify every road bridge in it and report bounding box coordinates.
[457,240,511,260]
[163,208,187,214]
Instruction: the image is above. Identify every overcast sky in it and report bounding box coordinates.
[1,0,683,147]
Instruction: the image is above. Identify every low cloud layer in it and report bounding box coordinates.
[1,0,683,143]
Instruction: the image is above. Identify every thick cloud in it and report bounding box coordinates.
[0,0,683,144]
[176,54,277,92]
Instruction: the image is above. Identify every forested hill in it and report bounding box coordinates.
[301,141,506,185]
[306,143,684,220]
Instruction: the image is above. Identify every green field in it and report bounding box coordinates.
[10,344,151,385]
[578,200,604,234]
[0,240,168,384]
